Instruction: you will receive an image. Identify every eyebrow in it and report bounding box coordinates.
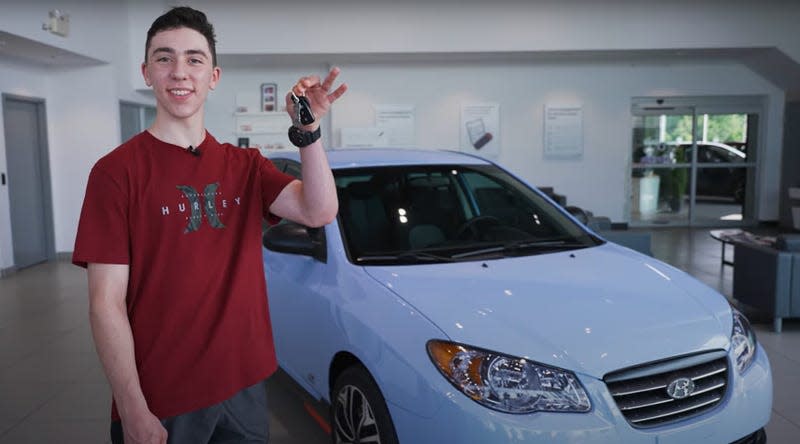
[151,47,209,59]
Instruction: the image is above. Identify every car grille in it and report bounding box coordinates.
[604,350,728,428]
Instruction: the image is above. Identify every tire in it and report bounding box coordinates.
[331,366,399,444]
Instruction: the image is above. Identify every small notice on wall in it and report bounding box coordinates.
[375,105,415,147]
[340,128,388,148]
[544,105,583,159]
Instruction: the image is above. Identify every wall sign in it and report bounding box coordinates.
[375,105,416,147]
[544,105,583,159]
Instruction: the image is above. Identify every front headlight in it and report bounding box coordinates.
[731,308,757,374]
[427,340,591,414]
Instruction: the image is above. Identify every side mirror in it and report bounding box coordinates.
[263,222,327,263]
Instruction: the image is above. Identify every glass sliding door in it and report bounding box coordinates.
[692,113,757,225]
[630,98,759,227]
[630,107,695,226]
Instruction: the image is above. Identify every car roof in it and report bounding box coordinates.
[669,141,746,158]
[267,148,492,169]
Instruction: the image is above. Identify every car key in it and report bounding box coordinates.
[290,92,316,126]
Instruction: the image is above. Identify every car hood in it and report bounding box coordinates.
[363,244,732,378]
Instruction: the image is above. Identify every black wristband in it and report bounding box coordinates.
[288,126,321,148]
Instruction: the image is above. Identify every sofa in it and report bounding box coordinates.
[733,234,800,332]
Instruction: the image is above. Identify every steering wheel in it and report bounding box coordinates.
[455,215,501,240]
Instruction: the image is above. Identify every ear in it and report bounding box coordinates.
[141,62,152,87]
[209,66,221,91]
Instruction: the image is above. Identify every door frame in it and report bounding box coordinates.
[629,95,764,227]
[2,93,56,268]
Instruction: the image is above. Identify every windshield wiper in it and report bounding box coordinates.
[356,251,454,264]
[451,238,587,260]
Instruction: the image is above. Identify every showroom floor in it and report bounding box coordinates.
[0,227,798,443]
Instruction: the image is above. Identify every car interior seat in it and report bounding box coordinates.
[406,175,460,247]
[339,181,391,255]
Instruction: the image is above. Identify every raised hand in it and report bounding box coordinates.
[286,67,348,130]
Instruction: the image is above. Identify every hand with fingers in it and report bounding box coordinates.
[286,67,348,132]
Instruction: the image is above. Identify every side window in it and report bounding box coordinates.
[264,160,300,231]
[699,146,724,163]
[270,159,302,179]
[271,159,286,172]
[461,170,562,238]
[285,163,302,179]
[463,172,517,219]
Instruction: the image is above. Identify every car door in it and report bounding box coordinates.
[696,144,732,198]
[263,160,339,398]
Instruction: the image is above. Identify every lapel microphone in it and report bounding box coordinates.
[188,145,202,157]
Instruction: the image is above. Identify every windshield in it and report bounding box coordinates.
[335,164,599,265]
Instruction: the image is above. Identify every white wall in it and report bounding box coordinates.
[204,62,329,142]
[46,65,122,255]
[125,0,168,93]
[204,60,783,222]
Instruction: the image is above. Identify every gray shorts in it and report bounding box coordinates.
[111,379,269,444]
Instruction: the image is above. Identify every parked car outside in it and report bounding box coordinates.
[263,148,771,443]
[637,142,747,209]
[676,141,748,203]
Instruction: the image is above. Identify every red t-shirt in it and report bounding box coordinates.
[73,130,295,420]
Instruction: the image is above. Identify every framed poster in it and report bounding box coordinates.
[261,83,278,112]
[460,103,500,158]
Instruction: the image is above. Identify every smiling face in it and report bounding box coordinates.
[141,27,220,125]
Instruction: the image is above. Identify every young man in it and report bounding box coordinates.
[73,7,346,443]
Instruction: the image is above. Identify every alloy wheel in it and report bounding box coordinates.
[333,384,381,444]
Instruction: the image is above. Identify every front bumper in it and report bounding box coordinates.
[731,428,766,444]
[390,345,772,443]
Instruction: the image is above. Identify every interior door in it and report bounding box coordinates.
[2,95,54,268]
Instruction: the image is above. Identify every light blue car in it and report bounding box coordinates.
[263,148,771,444]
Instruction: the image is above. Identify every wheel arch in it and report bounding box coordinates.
[329,351,365,399]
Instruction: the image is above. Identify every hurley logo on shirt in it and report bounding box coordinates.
[160,183,242,233]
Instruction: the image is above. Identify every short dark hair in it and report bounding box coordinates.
[145,6,217,66]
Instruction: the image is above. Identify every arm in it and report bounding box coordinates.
[88,263,167,444]
[269,67,348,227]
[270,143,338,228]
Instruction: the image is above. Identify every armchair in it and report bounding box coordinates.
[733,234,800,332]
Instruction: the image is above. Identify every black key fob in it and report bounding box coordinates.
[292,93,315,126]
[296,96,315,126]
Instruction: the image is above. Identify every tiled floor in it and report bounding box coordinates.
[1,227,798,443]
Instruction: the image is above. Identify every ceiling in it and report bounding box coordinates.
[1,29,798,100]
[0,31,104,68]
